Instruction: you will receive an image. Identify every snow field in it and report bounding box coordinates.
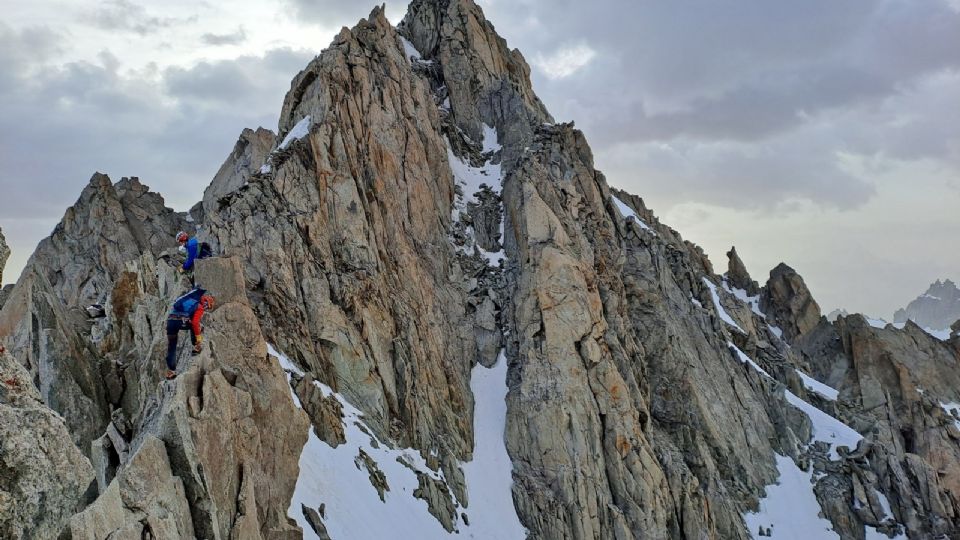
[269,343,526,539]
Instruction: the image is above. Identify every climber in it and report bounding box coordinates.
[164,287,215,380]
[176,231,198,273]
[176,231,213,284]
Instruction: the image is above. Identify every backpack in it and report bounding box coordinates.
[172,287,207,316]
[198,242,213,259]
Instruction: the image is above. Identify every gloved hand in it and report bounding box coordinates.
[193,336,203,354]
[178,267,184,274]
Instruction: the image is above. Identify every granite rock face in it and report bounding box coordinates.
[2,1,960,539]
[205,7,477,466]
[761,262,823,341]
[0,346,94,539]
[0,175,193,455]
[798,315,960,538]
[201,127,276,218]
[727,246,760,296]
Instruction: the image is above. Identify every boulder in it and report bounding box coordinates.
[69,435,194,539]
[0,347,94,539]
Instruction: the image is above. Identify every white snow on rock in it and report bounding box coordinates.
[715,277,786,344]
[728,343,862,460]
[461,351,528,538]
[400,36,431,64]
[940,402,960,431]
[866,317,889,329]
[448,124,505,268]
[611,195,655,234]
[866,317,952,341]
[874,489,894,520]
[259,163,271,174]
[723,280,764,317]
[269,343,526,539]
[795,370,839,401]
[861,489,908,540]
[782,391,862,460]
[449,125,502,222]
[705,278,746,334]
[279,115,312,151]
[743,454,840,540]
[729,342,771,377]
[924,327,952,341]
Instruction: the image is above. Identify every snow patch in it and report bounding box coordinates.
[795,370,839,401]
[279,115,312,151]
[940,401,960,431]
[400,36,431,64]
[461,351,528,538]
[743,454,840,540]
[723,280,764,317]
[728,343,862,460]
[783,391,862,460]
[768,325,784,340]
[270,343,526,539]
[448,124,505,269]
[611,195,655,234]
[259,163,271,174]
[270,345,458,539]
[874,490,894,520]
[866,317,889,330]
[705,278,746,334]
[868,318,952,341]
[924,327,952,341]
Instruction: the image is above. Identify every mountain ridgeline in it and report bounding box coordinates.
[2,1,960,539]
[894,279,960,333]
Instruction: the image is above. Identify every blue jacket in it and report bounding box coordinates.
[183,237,199,271]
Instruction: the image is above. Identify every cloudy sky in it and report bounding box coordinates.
[2,0,958,319]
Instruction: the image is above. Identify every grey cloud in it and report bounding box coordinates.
[473,0,959,211]
[0,40,313,226]
[596,116,880,213]
[0,24,64,89]
[282,0,409,27]
[201,27,247,46]
[479,0,959,138]
[0,36,313,283]
[283,0,379,25]
[164,48,314,108]
[87,0,196,35]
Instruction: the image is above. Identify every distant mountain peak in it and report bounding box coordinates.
[893,279,960,330]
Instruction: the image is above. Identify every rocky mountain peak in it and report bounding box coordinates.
[726,245,760,296]
[894,278,960,330]
[0,226,9,284]
[201,127,275,218]
[761,262,822,341]
[3,2,960,539]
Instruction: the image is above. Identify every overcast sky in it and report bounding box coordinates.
[2,0,958,319]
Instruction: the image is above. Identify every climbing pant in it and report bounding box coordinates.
[165,315,196,370]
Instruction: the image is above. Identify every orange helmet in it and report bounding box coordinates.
[201,295,215,310]
[176,231,188,243]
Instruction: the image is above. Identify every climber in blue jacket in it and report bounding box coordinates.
[176,231,199,273]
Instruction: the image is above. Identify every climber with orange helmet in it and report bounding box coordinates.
[164,287,215,380]
[176,231,199,273]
